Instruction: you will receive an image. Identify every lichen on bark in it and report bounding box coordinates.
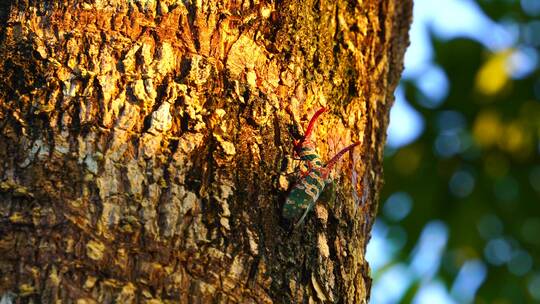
[0,0,411,303]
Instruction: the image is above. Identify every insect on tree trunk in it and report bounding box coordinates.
[0,0,412,303]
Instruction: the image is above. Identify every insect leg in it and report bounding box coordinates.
[294,201,316,228]
[293,174,324,228]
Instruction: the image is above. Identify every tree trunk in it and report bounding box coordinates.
[0,0,411,303]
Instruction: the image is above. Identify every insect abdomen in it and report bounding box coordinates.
[282,170,326,220]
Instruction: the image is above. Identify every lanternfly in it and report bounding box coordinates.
[283,107,360,227]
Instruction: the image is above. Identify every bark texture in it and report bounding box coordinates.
[0,0,412,303]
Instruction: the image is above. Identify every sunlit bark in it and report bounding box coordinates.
[0,0,411,302]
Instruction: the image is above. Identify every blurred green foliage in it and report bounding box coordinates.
[371,0,540,302]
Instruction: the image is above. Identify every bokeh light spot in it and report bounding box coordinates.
[528,274,540,300]
[499,121,533,158]
[436,111,466,132]
[450,260,487,303]
[366,219,395,272]
[477,214,504,240]
[507,47,538,79]
[473,111,502,148]
[383,192,413,222]
[484,238,512,265]
[449,170,475,198]
[507,250,533,276]
[410,221,449,279]
[371,264,413,304]
[475,51,510,96]
[413,280,457,304]
[522,21,540,47]
[435,131,462,158]
[521,0,540,16]
[387,87,425,148]
[416,65,450,108]
[414,0,515,50]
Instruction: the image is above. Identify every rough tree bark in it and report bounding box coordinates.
[0,0,411,303]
